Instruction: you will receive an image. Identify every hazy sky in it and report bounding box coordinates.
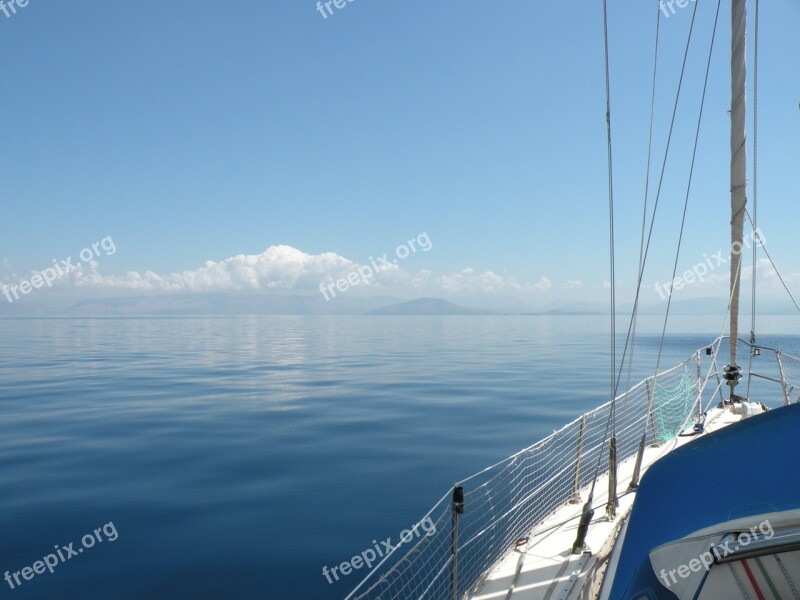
[2,1,799,307]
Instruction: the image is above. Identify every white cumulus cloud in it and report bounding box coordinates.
[0,245,590,301]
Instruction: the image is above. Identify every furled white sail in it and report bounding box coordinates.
[729,0,747,370]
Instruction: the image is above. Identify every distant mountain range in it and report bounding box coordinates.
[0,291,796,317]
[368,298,490,315]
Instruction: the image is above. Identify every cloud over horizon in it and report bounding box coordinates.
[1,245,564,300]
[3,245,797,309]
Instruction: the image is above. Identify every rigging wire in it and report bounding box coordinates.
[653,0,723,379]
[625,0,721,495]
[574,0,617,534]
[587,0,700,509]
[746,0,759,398]
[602,0,617,433]
[607,0,703,411]
[622,0,662,452]
[744,209,800,314]
[601,0,618,519]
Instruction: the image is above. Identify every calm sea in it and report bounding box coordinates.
[0,315,796,599]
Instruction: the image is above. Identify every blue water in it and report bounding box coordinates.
[0,315,796,599]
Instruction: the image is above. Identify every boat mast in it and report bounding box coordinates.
[728,0,747,399]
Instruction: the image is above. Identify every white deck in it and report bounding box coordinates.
[468,406,744,600]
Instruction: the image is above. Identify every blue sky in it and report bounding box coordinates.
[1,0,799,308]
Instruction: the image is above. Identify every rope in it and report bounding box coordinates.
[775,555,800,600]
